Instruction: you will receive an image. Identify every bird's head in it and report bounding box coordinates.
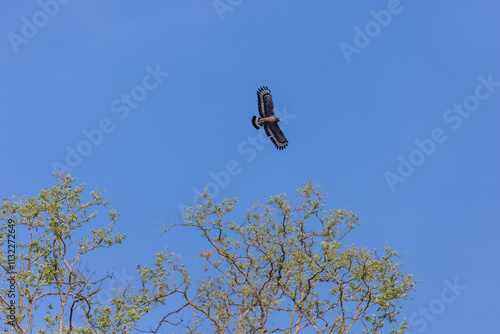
[277,118,282,122]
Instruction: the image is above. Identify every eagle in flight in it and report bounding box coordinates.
[251,86,288,150]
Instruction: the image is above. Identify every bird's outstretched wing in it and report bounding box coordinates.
[265,123,288,150]
[257,86,274,117]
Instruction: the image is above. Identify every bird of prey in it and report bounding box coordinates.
[251,86,288,150]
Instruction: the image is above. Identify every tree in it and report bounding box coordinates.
[0,174,180,334]
[0,175,416,333]
[155,182,416,333]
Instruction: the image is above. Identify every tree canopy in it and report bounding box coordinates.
[0,175,176,333]
[1,175,416,333]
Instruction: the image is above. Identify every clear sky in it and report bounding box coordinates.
[1,1,499,332]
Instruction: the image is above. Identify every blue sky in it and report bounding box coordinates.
[1,1,499,332]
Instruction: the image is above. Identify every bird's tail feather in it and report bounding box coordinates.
[252,116,262,129]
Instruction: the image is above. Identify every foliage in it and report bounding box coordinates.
[157,182,416,333]
[0,175,416,334]
[0,174,177,334]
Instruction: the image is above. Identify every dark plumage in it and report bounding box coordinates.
[251,86,288,150]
